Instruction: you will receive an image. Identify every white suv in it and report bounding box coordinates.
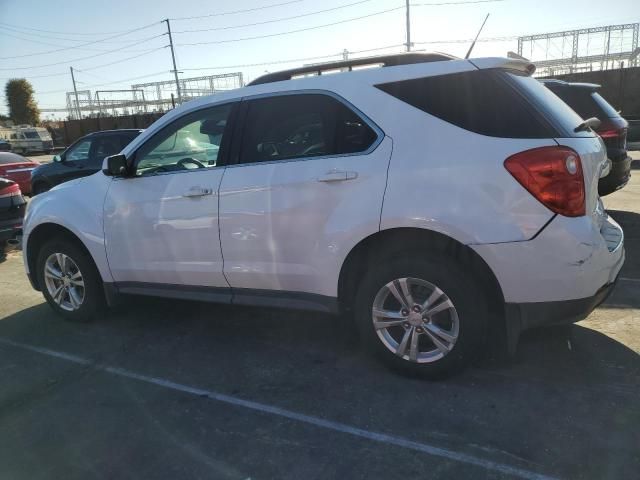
[23,54,624,377]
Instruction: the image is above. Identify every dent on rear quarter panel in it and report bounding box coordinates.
[23,173,113,282]
[365,91,557,244]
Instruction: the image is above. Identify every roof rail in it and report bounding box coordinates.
[247,52,457,86]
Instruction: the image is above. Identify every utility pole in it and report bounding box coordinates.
[163,18,182,104]
[69,66,81,120]
[405,0,412,52]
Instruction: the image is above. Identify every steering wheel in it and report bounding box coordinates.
[177,157,206,169]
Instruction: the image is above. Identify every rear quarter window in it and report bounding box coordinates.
[376,69,594,139]
[375,69,557,138]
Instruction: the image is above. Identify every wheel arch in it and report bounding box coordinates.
[337,227,505,316]
[26,222,95,291]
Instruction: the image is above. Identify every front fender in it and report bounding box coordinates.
[23,173,113,282]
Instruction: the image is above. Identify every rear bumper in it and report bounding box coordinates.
[505,277,618,331]
[0,222,21,242]
[472,213,625,304]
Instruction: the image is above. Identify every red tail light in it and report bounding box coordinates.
[0,182,21,197]
[597,128,624,139]
[504,146,585,217]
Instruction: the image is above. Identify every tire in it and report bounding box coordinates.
[354,252,487,379]
[36,238,106,322]
[32,182,51,195]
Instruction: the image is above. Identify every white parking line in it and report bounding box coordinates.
[0,337,556,480]
[619,277,640,283]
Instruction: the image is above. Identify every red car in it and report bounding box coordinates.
[0,177,26,260]
[0,152,40,195]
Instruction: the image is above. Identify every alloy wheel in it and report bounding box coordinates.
[372,277,459,363]
[43,253,85,312]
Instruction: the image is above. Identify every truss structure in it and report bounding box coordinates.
[52,72,244,120]
[518,23,639,76]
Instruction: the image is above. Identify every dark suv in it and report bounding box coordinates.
[31,129,143,195]
[542,80,630,196]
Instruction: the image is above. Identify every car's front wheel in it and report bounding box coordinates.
[36,239,105,322]
[354,253,486,378]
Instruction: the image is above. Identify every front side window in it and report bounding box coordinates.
[239,94,377,165]
[135,103,233,176]
[65,139,92,163]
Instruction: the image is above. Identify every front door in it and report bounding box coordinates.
[104,102,236,289]
[218,92,391,299]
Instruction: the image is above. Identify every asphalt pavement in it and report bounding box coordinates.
[0,152,639,480]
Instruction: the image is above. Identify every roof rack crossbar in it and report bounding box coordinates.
[247,52,457,86]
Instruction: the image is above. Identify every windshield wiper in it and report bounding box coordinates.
[574,117,601,133]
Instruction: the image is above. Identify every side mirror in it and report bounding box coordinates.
[103,154,128,177]
[53,154,62,163]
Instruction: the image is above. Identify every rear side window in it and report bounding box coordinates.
[376,69,558,138]
[239,94,378,165]
[547,88,619,120]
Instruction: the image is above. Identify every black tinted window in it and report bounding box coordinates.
[92,136,122,160]
[375,70,556,138]
[546,87,618,120]
[119,132,141,149]
[240,94,377,164]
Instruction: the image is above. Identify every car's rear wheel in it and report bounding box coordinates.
[37,239,105,322]
[354,253,486,378]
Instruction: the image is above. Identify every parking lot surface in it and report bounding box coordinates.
[1,153,639,479]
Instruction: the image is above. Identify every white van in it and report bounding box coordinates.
[0,125,53,154]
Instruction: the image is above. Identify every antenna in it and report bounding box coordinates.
[465,13,490,59]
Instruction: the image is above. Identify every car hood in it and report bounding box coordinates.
[32,162,58,176]
[50,177,85,192]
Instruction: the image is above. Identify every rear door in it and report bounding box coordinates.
[218,92,391,299]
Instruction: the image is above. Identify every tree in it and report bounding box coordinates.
[5,79,40,125]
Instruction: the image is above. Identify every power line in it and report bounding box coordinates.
[79,47,168,72]
[176,5,406,47]
[171,0,304,21]
[172,0,376,34]
[0,38,166,70]
[0,22,161,60]
[0,71,69,81]
[0,23,167,45]
[180,44,406,71]
[411,0,504,5]
[0,21,156,37]
[0,27,167,54]
[414,35,516,44]
[36,70,170,95]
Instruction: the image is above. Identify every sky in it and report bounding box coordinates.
[0,0,638,119]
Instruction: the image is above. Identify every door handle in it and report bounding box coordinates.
[317,170,358,182]
[183,186,214,198]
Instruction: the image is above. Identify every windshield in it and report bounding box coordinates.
[23,131,40,139]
